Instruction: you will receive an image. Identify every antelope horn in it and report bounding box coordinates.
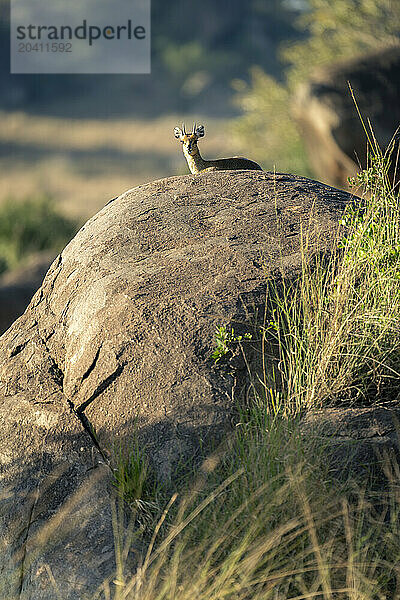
[182,122,186,134]
[193,122,196,134]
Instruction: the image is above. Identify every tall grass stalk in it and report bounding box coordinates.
[262,132,400,414]
[109,461,400,599]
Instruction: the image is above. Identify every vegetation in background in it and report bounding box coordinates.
[153,0,302,104]
[283,0,400,88]
[233,0,400,174]
[232,67,311,175]
[160,42,232,99]
[0,196,77,275]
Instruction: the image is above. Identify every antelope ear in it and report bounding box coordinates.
[195,124,205,137]
[174,126,183,138]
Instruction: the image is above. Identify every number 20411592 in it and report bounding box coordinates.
[18,42,72,53]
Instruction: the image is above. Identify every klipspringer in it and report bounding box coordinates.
[174,123,262,174]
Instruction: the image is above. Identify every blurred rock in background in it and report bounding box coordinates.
[292,45,400,189]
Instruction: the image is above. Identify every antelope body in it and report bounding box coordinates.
[174,123,263,175]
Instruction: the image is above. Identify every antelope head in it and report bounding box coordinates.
[174,123,205,156]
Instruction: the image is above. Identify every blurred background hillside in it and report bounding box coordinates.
[0,0,399,276]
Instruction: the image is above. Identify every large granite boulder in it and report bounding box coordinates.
[0,171,353,598]
[293,45,400,189]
